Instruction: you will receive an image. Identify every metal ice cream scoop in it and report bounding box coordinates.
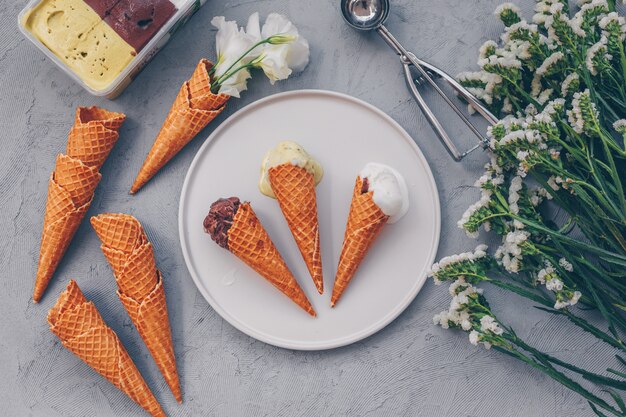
[341,0,498,161]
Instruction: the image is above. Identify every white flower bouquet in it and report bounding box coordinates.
[431,1,626,415]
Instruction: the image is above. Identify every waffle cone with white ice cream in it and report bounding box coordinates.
[48,280,166,417]
[34,106,125,302]
[204,197,316,317]
[91,213,181,403]
[259,142,325,293]
[331,163,409,307]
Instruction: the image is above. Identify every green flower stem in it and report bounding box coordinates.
[214,38,271,83]
[505,332,626,390]
[494,346,623,416]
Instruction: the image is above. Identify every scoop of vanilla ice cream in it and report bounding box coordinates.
[359,162,409,223]
[259,141,323,198]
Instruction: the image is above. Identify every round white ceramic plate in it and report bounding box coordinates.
[179,90,440,350]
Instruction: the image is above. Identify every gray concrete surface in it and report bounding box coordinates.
[0,0,614,416]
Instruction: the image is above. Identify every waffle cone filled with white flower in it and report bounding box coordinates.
[131,13,310,193]
[331,163,409,307]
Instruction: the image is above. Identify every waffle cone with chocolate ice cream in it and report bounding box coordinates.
[331,177,390,307]
[34,106,125,302]
[48,280,166,417]
[91,213,181,403]
[268,164,323,294]
[204,198,316,317]
[131,59,229,193]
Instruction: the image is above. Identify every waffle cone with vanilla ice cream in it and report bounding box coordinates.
[259,141,325,294]
[331,163,409,307]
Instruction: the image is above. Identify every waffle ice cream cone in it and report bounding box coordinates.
[269,164,323,294]
[91,214,181,403]
[48,280,166,417]
[331,177,390,307]
[204,198,316,317]
[34,107,125,302]
[131,59,229,194]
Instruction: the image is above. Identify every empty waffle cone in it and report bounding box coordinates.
[67,107,126,170]
[54,155,101,206]
[227,202,316,317]
[48,281,166,417]
[34,107,124,302]
[131,59,229,194]
[269,164,323,294]
[91,214,181,403]
[331,177,389,307]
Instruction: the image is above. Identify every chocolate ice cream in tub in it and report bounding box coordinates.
[18,0,209,98]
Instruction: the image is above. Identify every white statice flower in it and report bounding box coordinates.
[534,0,552,23]
[536,88,553,105]
[549,148,561,160]
[457,72,502,106]
[429,245,489,283]
[530,187,552,207]
[475,171,505,187]
[479,40,498,60]
[543,98,565,116]
[586,36,612,75]
[559,257,574,272]
[458,190,493,237]
[508,40,532,60]
[536,264,554,284]
[495,2,521,18]
[469,330,492,349]
[501,21,539,43]
[433,279,483,327]
[531,74,543,98]
[495,230,530,272]
[575,0,609,24]
[567,89,598,134]
[516,150,529,161]
[479,51,522,70]
[480,315,504,335]
[546,276,564,291]
[508,176,523,214]
[599,12,626,40]
[433,311,450,328]
[469,330,481,345]
[247,13,310,84]
[560,73,579,97]
[554,291,582,309]
[525,103,538,116]
[502,97,513,113]
[544,3,565,43]
[536,52,564,76]
[568,18,586,38]
[613,119,626,133]
[211,15,259,97]
[547,175,560,191]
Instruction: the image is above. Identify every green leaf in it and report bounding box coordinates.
[604,389,626,413]
[589,402,612,417]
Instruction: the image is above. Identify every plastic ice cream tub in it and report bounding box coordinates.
[18,0,208,99]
